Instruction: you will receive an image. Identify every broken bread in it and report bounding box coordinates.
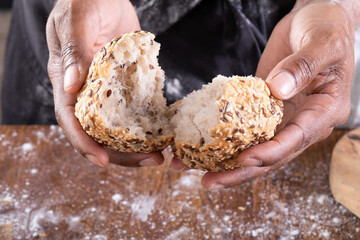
[170,75,283,172]
[75,31,284,171]
[75,31,173,152]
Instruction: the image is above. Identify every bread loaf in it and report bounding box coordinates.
[75,31,283,172]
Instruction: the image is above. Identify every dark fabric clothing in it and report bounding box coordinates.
[1,0,295,124]
[2,0,57,124]
[156,0,294,103]
[0,0,12,9]
[0,2,12,9]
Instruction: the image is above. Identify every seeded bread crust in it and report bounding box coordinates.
[75,31,173,153]
[171,76,283,172]
[75,32,283,166]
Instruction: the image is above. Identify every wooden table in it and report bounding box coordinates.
[0,126,359,240]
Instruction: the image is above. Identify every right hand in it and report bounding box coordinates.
[46,0,164,167]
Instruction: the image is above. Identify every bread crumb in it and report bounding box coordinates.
[238,206,246,211]
[213,228,221,234]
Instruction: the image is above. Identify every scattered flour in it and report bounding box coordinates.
[49,125,57,132]
[321,230,331,238]
[111,194,122,204]
[165,226,190,240]
[251,228,264,237]
[317,194,328,204]
[21,143,33,152]
[35,131,46,142]
[165,77,183,98]
[29,208,60,232]
[175,170,202,188]
[178,175,199,187]
[213,227,221,234]
[92,235,108,240]
[1,129,359,239]
[2,195,13,202]
[70,216,80,223]
[131,196,156,222]
[291,229,300,235]
[223,215,230,222]
[332,217,341,224]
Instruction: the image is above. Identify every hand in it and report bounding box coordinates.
[200,1,360,190]
[46,0,164,167]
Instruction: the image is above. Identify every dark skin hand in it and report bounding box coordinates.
[174,0,360,190]
[46,0,164,167]
[200,0,360,190]
[47,0,360,187]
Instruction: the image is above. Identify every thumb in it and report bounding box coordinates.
[60,30,97,94]
[63,64,84,94]
[56,4,99,94]
[265,38,344,100]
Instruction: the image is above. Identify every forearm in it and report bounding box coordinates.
[294,0,360,29]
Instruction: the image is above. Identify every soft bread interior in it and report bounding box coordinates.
[98,33,171,139]
[171,75,231,145]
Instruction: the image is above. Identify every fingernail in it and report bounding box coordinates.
[64,65,80,91]
[241,158,263,167]
[85,154,105,167]
[171,160,188,172]
[209,183,224,191]
[268,71,296,98]
[173,164,188,172]
[139,157,159,167]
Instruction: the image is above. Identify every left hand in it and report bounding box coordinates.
[46,0,165,168]
[198,1,359,189]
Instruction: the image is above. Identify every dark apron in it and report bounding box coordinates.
[1,0,295,124]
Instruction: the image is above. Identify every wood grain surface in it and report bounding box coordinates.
[0,126,359,240]
[330,128,360,218]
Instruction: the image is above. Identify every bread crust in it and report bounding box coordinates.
[171,76,283,172]
[75,31,173,153]
[75,32,283,168]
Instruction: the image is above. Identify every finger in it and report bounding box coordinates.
[46,13,84,94]
[48,53,109,167]
[266,37,346,100]
[237,94,335,167]
[171,157,191,171]
[60,104,110,167]
[107,150,164,167]
[237,124,304,168]
[240,158,264,167]
[201,166,271,190]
